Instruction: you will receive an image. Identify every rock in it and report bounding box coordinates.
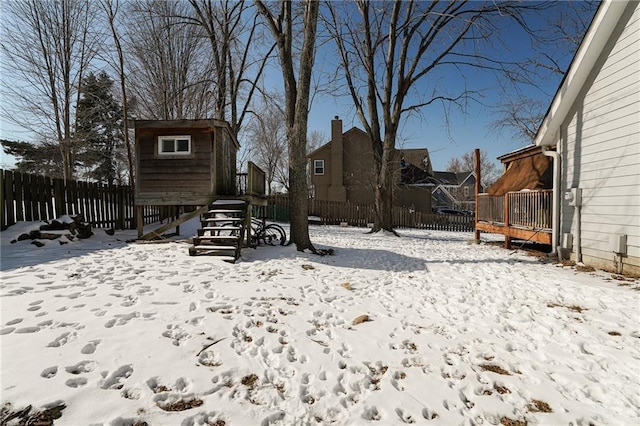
[39,233,61,240]
[40,220,67,231]
[31,240,45,248]
[352,314,371,325]
[105,228,115,236]
[16,233,32,242]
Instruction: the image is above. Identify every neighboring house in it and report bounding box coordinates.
[431,171,483,212]
[479,0,639,276]
[307,117,433,213]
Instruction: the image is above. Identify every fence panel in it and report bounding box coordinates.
[0,169,158,230]
[265,196,474,232]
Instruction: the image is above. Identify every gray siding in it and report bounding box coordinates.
[560,3,640,273]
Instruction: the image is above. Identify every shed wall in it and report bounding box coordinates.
[560,2,640,274]
[135,127,214,204]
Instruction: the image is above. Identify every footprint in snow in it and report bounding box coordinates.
[395,408,415,423]
[101,365,134,390]
[65,377,88,388]
[81,340,101,354]
[65,360,97,374]
[47,331,76,347]
[41,366,58,379]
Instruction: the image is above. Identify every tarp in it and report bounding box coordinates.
[486,154,552,196]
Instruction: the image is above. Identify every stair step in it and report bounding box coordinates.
[197,235,240,241]
[202,218,242,223]
[200,225,241,231]
[207,209,246,214]
[211,199,247,205]
[193,245,237,250]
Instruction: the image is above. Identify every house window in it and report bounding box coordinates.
[314,159,325,175]
[158,135,191,155]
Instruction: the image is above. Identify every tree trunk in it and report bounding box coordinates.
[255,0,320,253]
[288,136,312,250]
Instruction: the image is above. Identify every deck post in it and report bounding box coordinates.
[245,204,252,247]
[175,205,180,236]
[136,205,143,238]
[504,193,511,249]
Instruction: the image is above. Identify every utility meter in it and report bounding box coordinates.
[564,188,582,207]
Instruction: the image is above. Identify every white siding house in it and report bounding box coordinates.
[535,0,640,275]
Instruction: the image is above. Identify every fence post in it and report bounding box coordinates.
[14,171,24,222]
[0,170,7,229]
[117,186,125,230]
[504,193,511,249]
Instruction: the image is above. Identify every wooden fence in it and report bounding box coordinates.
[264,196,474,232]
[1,169,162,231]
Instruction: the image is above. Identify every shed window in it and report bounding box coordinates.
[314,160,325,175]
[158,135,191,155]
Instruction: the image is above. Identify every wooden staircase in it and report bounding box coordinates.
[189,200,248,262]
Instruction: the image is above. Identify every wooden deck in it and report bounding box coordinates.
[476,190,552,248]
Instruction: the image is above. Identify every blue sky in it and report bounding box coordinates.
[298,1,594,172]
[0,1,596,172]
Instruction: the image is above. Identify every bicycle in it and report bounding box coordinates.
[250,218,287,246]
[215,217,287,246]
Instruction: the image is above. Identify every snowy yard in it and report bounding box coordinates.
[1,219,639,425]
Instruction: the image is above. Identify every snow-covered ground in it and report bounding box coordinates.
[1,218,639,425]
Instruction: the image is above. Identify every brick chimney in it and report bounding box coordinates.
[328,116,347,202]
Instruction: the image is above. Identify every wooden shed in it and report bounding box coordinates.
[133,119,266,245]
[134,119,239,206]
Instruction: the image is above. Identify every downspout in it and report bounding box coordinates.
[542,146,560,257]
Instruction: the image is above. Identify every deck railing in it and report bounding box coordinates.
[237,162,266,198]
[507,190,552,229]
[477,194,504,223]
[247,161,266,197]
[477,190,552,229]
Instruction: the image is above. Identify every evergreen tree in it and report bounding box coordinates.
[1,139,63,177]
[75,71,124,184]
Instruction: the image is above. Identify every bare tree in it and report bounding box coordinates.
[326,0,550,233]
[100,0,135,187]
[246,95,288,195]
[446,149,499,187]
[125,0,211,120]
[186,0,275,135]
[1,0,97,180]
[492,1,598,142]
[254,0,321,253]
[307,130,326,154]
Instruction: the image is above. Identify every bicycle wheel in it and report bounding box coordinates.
[263,224,287,246]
